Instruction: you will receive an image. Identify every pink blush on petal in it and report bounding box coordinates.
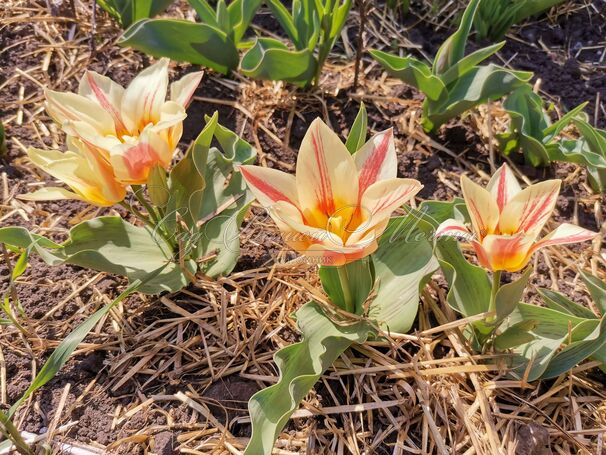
[122,141,161,182]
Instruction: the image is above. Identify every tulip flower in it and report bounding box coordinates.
[43,58,202,184]
[240,118,422,266]
[436,164,597,272]
[22,137,126,206]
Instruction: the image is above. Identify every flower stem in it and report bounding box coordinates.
[487,270,502,322]
[337,265,355,314]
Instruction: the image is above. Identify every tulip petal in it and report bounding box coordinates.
[460,174,500,240]
[296,118,359,221]
[45,89,115,136]
[170,71,204,108]
[357,177,422,231]
[529,223,598,256]
[110,127,170,184]
[26,141,125,206]
[18,186,81,202]
[481,233,534,272]
[240,165,299,209]
[62,120,122,161]
[78,71,129,136]
[435,219,472,239]
[499,179,561,236]
[353,128,397,196]
[122,58,169,133]
[486,163,521,212]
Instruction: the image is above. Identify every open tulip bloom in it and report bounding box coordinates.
[23,58,202,205]
[436,164,597,325]
[240,117,422,313]
[241,118,422,266]
[436,164,597,273]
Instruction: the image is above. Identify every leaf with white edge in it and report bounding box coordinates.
[368,213,439,333]
[370,50,445,102]
[166,111,218,232]
[580,269,606,315]
[504,303,588,380]
[118,19,239,74]
[243,301,375,455]
[538,288,597,319]
[495,267,532,323]
[240,37,317,87]
[432,0,480,74]
[345,102,368,155]
[541,315,606,379]
[494,320,537,351]
[195,120,256,277]
[428,65,533,131]
[0,218,193,294]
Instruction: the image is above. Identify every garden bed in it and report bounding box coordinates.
[1,0,605,454]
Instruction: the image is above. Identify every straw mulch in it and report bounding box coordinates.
[1,1,605,454]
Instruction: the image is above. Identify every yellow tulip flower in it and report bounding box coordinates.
[436,164,598,272]
[23,137,126,206]
[44,58,202,184]
[240,118,422,266]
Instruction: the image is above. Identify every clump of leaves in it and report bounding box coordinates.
[473,0,566,42]
[240,0,351,87]
[499,86,606,192]
[119,0,262,74]
[370,0,532,132]
[97,0,174,28]
[498,85,587,167]
[500,270,606,381]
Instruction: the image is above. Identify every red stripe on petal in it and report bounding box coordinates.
[358,129,392,196]
[311,125,335,214]
[496,167,508,211]
[518,191,557,232]
[86,73,129,137]
[240,167,294,204]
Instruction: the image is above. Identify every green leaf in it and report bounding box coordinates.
[543,102,588,140]
[0,218,193,294]
[118,19,239,74]
[548,139,606,193]
[440,41,505,87]
[427,64,533,131]
[495,267,532,323]
[227,0,263,43]
[265,0,299,45]
[11,250,28,281]
[513,0,568,23]
[319,258,374,315]
[97,0,174,28]
[504,303,588,380]
[368,213,439,333]
[187,0,219,26]
[494,320,537,351]
[345,102,367,154]
[194,120,256,277]
[541,315,606,379]
[432,0,480,74]
[435,238,491,319]
[240,37,317,87]
[539,287,597,319]
[166,111,218,231]
[0,121,7,157]
[7,278,145,418]
[0,411,34,455]
[370,50,446,102]
[243,301,375,455]
[580,270,606,315]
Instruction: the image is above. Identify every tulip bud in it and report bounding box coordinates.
[147,164,169,207]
